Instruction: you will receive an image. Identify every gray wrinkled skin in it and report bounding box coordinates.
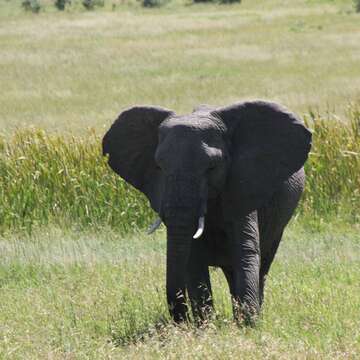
[103,100,312,324]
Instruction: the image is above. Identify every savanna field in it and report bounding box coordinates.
[0,0,359,358]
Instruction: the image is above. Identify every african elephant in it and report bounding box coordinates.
[102,100,312,324]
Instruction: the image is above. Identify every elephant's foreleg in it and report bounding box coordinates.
[259,228,284,306]
[186,241,213,323]
[228,211,261,325]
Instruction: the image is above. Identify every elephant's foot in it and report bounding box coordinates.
[232,298,260,327]
[168,292,190,323]
[191,299,215,326]
[259,274,267,307]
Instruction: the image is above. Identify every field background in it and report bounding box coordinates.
[0,0,359,133]
[0,0,359,358]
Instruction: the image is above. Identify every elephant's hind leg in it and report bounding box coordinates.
[258,168,306,306]
[186,240,213,323]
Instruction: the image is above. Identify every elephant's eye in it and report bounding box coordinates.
[208,164,217,172]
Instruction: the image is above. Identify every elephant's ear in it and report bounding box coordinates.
[212,100,312,217]
[102,106,174,213]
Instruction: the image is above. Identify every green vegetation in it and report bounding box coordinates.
[21,0,41,13]
[82,0,105,10]
[0,0,359,233]
[140,0,168,8]
[54,0,71,10]
[355,0,360,12]
[0,129,150,235]
[193,0,241,4]
[0,226,359,358]
[0,0,359,357]
[303,106,360,224]
[0,107,359,235]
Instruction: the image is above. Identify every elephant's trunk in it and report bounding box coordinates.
[166,222,194,322]
[163,174,204,321]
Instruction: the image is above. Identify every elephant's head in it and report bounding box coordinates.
[102,100,312,321]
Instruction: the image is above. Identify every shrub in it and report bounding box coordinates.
[193,0,241,3]
[82,0,104,10]
[218,0,241,3]
[355,0,360,13]
[21,0,41,13]
[54,0,71,10]
[140,0,168,7]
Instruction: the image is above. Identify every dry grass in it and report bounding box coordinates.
[0,0,359,133]
[0,225,359,358]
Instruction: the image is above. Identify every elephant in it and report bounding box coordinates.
[102,100,312,324]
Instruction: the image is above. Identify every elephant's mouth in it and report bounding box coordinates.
[148,202,207,240]
[148,174,210,239]
[147,214,205,239]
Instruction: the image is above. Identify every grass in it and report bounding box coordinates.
[0,224,359,358]
[303,105,360,224]
[0,0,359,133]
[0,106,359,235]
[0,0,359,357]
[0,128,151,234]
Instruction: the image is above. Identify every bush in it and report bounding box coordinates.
[54,0,71,10]
[193,0,240,3]
[139,0,168,7]
[355,0,360,13]
[82,0,104,10]
[218,0,241,3]
[21,0,41,13]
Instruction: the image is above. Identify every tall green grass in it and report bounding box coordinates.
[303,104,360,223]
[0,106,359,234]
[0,129,151,234]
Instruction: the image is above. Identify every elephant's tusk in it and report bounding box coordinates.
[147,218,162,235]
[193,216,205,239]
